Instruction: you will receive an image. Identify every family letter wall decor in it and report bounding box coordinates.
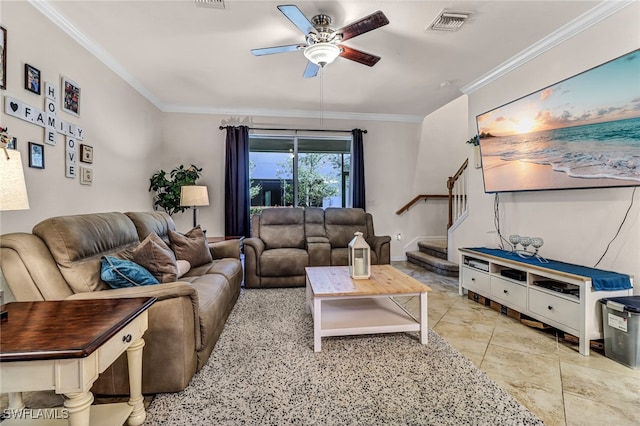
[3,71,90,183]
[62,76,80,116]
[4,95,84,141]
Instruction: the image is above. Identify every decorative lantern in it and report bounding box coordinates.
[348,231,371,279]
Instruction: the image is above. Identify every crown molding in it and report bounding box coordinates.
[29,0,423,124]
[163,104,424,123]
[29,0,165,110]
[460,0,635,95]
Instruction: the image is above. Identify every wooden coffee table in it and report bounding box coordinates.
[305,265,431,352]
[0,297,155,426]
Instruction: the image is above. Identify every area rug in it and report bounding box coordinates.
[146,288,543,425]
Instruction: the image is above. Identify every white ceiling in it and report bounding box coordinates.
[32,0,621,121]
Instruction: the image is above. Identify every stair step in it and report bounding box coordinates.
[406,250,459,277]
[417,240,448,260]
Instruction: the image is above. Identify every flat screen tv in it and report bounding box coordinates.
[476,49,640,193]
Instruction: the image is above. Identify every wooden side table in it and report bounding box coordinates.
[0,297,156,426]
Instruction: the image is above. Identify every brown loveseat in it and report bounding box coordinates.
[244,207,390,288]
[0,211,242,395]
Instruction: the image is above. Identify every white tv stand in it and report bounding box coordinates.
[458,248,633,355]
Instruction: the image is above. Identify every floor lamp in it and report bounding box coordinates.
[180,185,209,228]
[1,143,30,319]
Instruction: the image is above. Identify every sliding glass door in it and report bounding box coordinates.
[249,134,351,214]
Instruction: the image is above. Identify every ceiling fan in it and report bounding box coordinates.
[251,5,389,78]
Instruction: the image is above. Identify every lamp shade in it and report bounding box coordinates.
[0,150,30,211]
[304,43,341,66]
[180,185,209,207]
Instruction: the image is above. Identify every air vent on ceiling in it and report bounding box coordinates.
[194,0,226,9]
[428,10,471,31]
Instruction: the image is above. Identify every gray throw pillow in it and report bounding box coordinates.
[132,232,179,283]
[168,226,213,268]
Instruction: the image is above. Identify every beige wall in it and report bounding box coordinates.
[449,3,640,285]
[157,114,423,256]
[3,1,637,281]
[396,95,469,256]
[0,1,161,234]
[0,3,424,260]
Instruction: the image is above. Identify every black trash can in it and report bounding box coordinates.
[599,296,640,369]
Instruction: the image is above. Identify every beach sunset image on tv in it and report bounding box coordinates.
[477,49,640,193]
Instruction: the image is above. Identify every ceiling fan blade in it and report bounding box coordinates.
[251,44,305,56]
[303,61,320,78]
[277,5,316,35]
[339,45,381,67]
[336,10,389,41]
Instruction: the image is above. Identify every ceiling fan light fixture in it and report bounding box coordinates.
[304,43,341,67]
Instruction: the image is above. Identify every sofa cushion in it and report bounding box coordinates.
[126,211,176,246]
[304,207,326,238]
[187,258,242,282]
[32,212,140,293]
[260,248,308,277]
[100,256,159,288]
[168,226,213,267]
[259,208,305,249]
[131,232,179,283]
[324,208,368,248]
[177,260,191,278]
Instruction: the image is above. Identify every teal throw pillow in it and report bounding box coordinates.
[100,256,159,288]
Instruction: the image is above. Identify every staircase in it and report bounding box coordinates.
[406,239,459,277]
[398,159,468,278]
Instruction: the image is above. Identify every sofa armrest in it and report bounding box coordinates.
[66,282,201,394]
[243,237,264,256]
[242,238,265,288]
[65,281,197,302]
[208,239,241,260]
[306,236,330,266]
[0,232,72,300]
[66,282,202,350]
[366,235,392,264]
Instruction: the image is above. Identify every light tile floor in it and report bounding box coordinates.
[3,262,638,425]
[392,261,640,426]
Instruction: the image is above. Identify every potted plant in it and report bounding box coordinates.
[149,164,202,215]
[466,135,481,168]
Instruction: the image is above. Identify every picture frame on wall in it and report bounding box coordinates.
[80,144,93,163]
[80,167,93,185]
[62,76,80,116]
[29,142,45,169]
[7,137,16,150]
[0,27,6,90]
[25,64,41,95]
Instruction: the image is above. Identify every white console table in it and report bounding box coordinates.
[458,248,633,356]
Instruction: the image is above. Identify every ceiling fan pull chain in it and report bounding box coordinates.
[320,67,324,127]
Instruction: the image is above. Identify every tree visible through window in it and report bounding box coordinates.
[249,135,351,214]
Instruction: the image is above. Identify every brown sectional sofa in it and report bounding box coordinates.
[0,211,242,395]
[244,207,391,288]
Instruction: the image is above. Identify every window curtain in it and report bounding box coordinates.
[224,126,250,237]
[351,128,366,210]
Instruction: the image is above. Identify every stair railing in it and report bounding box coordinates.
[396,159,469,229]
[446,159,468,229]
[395,194,448,216]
